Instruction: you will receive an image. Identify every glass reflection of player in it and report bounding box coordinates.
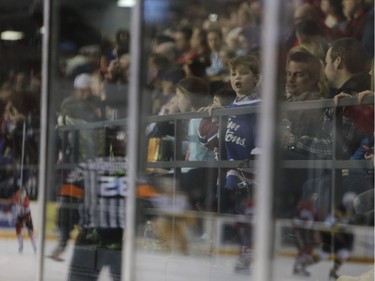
[0,188,37,253]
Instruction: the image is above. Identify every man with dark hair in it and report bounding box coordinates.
[326,37,370,83]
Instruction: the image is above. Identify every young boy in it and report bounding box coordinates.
[220,55,261,195]
[205,55,262,273]
[225,55,261,273]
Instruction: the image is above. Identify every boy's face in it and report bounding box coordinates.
[230,65,259,98]
[286,61,317,96]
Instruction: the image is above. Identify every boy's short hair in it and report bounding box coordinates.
[228,55,260,75]
[213,88,236,106]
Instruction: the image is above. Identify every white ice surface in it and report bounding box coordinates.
[0,237,371,281]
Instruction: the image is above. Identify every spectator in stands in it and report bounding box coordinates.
[236,1,257,30]
[205,28,225,78]
[154,41,179,65]
[201,55,261,273]
[225,27,243,53]
[175,76,217,211]
[284,48,326,138]
[182,27,212,82]
[277,47,329,218]
[288,3,327,46]
[289,39,373,279]
[320,0,346,39]
[114,29,130,56]
[146,66,185,137]
[190,27,210,61]
[282,37,371,160]
[104,52,130,119]
[159,66,185,116]
[173,25,194,65]
[341,0,369,41]
[182,53,211,82]
[295,19,330,62]
[198,88,237,153]
[58,73,104,161]
[249,0,263,26]
[147,53,171,115]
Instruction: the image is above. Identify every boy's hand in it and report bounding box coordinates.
[197,104,223,116]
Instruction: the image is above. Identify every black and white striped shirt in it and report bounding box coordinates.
[79,157,128,229]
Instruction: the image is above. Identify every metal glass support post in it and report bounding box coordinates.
[254,0,281,280]
[123,0,142,280]
[36,0,51,279]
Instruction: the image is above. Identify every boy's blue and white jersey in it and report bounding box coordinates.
[225,94,260,161]
[79,157,128,229]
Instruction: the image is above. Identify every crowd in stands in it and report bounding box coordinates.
[41,0,375,278]
[0,69,40,199]
[0,0,373,279]
[135,0,373,278]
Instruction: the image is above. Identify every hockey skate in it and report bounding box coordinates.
[48,246,65,262]
[234,246,252,274]
[17,235,23,253]
[329,269,339,280]
[292,263,311,277]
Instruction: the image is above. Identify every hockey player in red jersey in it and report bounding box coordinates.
[12,189,37,253]
[0,188,37,253]
[291,194,321,276]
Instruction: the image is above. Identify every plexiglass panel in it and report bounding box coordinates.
[132,0,374,281]
[42,1,132,281]
[134,0,266,280]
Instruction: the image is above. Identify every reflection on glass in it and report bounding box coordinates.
[0,0,370,280]
[137,0,373,280]
[45,2,131,280]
